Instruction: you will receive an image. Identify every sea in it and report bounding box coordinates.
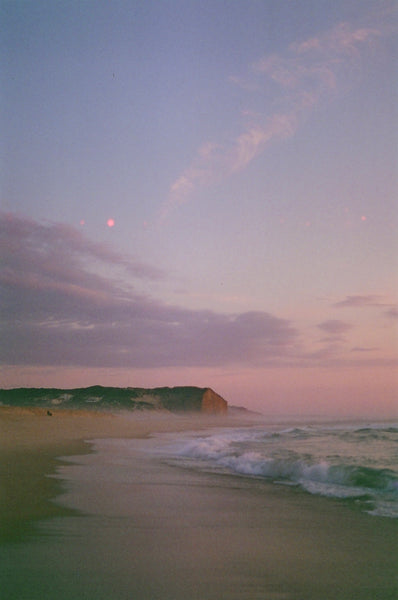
[135,417,398,519]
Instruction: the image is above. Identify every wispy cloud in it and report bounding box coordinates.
[334,295,387,308]
[161,7,394,218]
[317,320,353,336]
[334,295,398,319]
[385,307,398,319]
[162,114,296,217]
[0,213,298,368]
[351,347,379,353]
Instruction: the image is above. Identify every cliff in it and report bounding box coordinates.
[201,388,228,414]
[0,386,228,415]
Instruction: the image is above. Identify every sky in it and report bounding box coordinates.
[1,0,397,417]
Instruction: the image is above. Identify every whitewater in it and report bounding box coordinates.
[145,418,398,519]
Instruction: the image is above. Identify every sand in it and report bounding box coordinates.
[0,406,245,542]
[1,406,397,599]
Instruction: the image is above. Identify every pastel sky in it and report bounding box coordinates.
[1,0,397,417]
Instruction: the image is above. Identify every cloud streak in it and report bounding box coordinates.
[334,295,398,320]
[162,7,394,217]
[317,320,353,336]
[334,295,387,308]
[0,213,298,369]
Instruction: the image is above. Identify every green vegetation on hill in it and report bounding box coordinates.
[0,386,228,414]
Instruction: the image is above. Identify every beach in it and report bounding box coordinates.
[0,406,235,542]
[1,407,397,599]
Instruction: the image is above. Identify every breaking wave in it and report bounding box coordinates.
[165,422,398,518]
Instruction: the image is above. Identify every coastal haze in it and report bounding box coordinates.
[1,0,397,416]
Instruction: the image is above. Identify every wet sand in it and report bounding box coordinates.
[1,407,397,599]
[0,406,246,542]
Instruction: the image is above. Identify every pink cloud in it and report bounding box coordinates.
[317,320,353,335]
[2,214,394,373]
[161,113,300,220]
[385,307,398,319]
[334,295,398,317]
[351,347,379,353]
[334,295,398,322]
[0,213,299,369]
[334,295,386,308]
[162,9,393,217]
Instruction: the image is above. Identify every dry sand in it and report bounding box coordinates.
[1,406,397,600]
[0,405,238,449]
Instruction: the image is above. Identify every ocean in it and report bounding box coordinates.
[149,418,398,519]
[2,416,397,599]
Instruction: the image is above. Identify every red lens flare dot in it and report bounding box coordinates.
[107,218,115,227]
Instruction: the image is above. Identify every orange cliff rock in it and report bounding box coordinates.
[201,388,228,414]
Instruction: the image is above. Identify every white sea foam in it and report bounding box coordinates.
[156,420,398,518]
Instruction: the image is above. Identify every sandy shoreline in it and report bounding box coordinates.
[0,405,242,447]
[0,406,247,543]
[1,406,397,599]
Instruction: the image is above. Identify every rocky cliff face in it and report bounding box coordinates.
[201,388,228,414]
[140,386,227,414]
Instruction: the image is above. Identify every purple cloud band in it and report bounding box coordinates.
[317,320,353,335]
[0,213,298,368]
[334,295,398,319]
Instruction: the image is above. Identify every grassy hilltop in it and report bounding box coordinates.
[0,386,228,414]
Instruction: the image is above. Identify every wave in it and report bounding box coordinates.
[180,440,397,493]
[339,426,398,442]
[170,425,398,518]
